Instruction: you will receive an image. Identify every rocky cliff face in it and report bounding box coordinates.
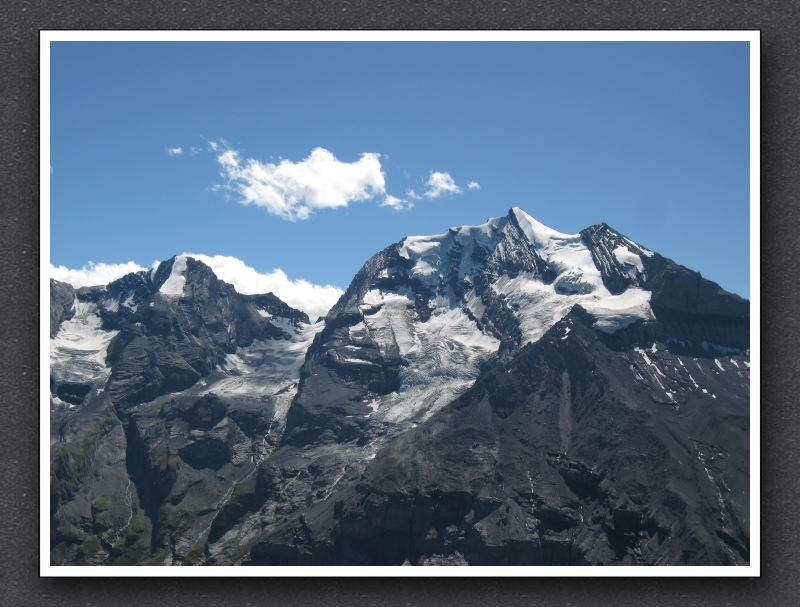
[50,255,320,565]
[294,307,749,566]
[49,209,750,566]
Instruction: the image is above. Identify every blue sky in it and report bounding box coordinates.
[51,41,750,301]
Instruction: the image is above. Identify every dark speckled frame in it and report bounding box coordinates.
[3,2,796,605]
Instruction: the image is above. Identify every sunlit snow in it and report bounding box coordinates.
[159,255,188,297]
[50,299,118,386]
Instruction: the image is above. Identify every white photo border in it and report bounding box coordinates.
[40,29,760,577]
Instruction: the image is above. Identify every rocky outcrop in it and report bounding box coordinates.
[49,256,319,564]
[297,307,749,565]
[50,279,75,338]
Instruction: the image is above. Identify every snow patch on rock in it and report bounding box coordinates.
[358,289,500,424]
[214,320,324,423]
[502,208,654,340]
[51,299,119,386]
[159,256,188,297]
[612,245,645,276]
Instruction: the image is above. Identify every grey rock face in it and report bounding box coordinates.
[282,210,558,449]
[49,209,750,566]
[49,255,320,564]
[299,308,749,566]
[50,279,76,338]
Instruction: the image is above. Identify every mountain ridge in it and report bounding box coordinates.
[49,207,750,566]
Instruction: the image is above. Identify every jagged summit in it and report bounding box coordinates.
[332,207,658,340]
[59,254,314,326]
[50,254,314,409]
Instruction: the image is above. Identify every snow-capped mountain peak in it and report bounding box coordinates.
[353,207,656,342]
[156,255,189,297]
[286,208,663,447]
[509,206,577,246]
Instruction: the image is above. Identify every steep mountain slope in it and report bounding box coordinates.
[282,208,744,448]
[50,257,320,565]
[49,208,750,566]
[295,308,749,565]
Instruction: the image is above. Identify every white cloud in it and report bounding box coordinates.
[380,194,413,211]
[183,253,342,320]
[467,180,481,190]
[166,147,184,156]
[423,171,462,199]
[216,146,388,221]
[51,256,343,320]
[51,261,147,288]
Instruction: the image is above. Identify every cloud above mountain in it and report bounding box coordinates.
[51,261,148,287]
[165,141,480,218]
[408,171,478,200]
[423,171,462,199]
[215,145,392,221]
[50,256,343,320]
[182,253,342,320]
[380,194,413,211]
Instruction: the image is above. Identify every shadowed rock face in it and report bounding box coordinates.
[581,223,749,351]
[49,256,319,565]
[50,279,76,338]
[49,209,750,566]
[285,308,748,566]
[185,394,227,431]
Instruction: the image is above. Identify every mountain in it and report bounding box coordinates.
[49,208,750,566]
[50,256,319,564]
